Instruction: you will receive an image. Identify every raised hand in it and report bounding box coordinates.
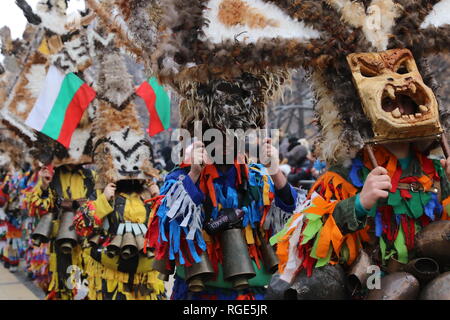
[359,166,392,210]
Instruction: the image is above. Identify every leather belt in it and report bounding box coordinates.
[397,182,439,194]
[60,198,88,211]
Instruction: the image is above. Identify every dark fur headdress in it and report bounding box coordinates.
[88,1,450,162]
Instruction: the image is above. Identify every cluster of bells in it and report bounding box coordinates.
[31,211,76,254]
[268,220,450,300]
[153,208,279,292]
[31,205,449,299]
[31,209,154,260]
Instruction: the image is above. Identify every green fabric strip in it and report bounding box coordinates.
[300,214,323,245]
[315,245,332,268]
[269,215,293,245]
[394,227,408,264]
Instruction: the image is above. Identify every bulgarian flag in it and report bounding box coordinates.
[25,66,96,148]
[136,77,171,136]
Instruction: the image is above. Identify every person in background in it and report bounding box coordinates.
[286,139,314,190]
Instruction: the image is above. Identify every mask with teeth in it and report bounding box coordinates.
[347,48,442,143]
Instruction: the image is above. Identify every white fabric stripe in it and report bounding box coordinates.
[25,65,65,131]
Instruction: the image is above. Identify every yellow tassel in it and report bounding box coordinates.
[245,225,255,244]
[262,175,270,206]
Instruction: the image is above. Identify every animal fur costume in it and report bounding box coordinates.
[72,28,165,300]
[0,128,28,272]
[85,0,304,299]
[2,0,98,165]
[86,0,450,299]
[4,1,106,300]
[244,0,450,300]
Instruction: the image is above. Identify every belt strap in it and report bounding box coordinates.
[397,182,439,194]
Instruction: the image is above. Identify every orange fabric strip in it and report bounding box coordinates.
[316,213,343,258]
[199,165,220,207]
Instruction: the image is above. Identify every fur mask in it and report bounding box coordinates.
[180,70,287,133]
[92,49,158,190]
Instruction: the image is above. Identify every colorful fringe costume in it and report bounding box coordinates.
[73,191,166,300]
[273,145,450,298]
[0,173,26,272]
[28,166,99,300]
[23,170,51,290]
[148,162,298,300]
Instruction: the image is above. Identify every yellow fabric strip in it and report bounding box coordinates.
[93,192,114,219]
[121,193,147,223]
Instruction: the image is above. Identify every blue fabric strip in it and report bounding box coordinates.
[181,174,205,205]
[349,158,364,188]
[274,185,298,212]
[424,193,441,221]
[375,211,382,237]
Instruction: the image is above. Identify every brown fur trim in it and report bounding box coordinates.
[85,0,148,63]
[5,52,48,121]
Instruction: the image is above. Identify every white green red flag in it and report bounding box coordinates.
[25,66,96,148]
[136,77,171,136]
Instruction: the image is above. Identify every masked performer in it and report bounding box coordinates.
[2,0,103,300]
[72,35,165,300]
[85,0,320,300]
[21,159,51,290]
[0,140,25,272]
[263,0,450,300]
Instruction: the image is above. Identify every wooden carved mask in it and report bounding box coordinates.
[347,48,442,142]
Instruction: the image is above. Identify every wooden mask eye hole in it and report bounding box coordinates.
[396,61,410,74]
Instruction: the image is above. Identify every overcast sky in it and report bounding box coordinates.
[0,0,85,39]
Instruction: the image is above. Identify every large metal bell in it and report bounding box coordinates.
[366,272,420,300]
[106,234,122,258]
[31,212,54,246]
[221,228,256,290]
[88,234,101,247]
[403,258,440,285]
[152,256,175,281]
[415,220,450,269]
[258,236,279,274]
[55,211,78,254]
[286,265,349,300]
[120,232,138,260]
[347,249,372,292]
[185,251,215,292]
[420,271,450,300]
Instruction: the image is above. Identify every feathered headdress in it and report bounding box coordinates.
[90,29,159,190]
[87,0,450,163]
[2,1,97,166]
[0,128,26,170]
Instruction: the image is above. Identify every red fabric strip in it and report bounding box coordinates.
[390,166,402,192]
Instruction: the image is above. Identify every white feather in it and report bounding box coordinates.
[67,128,90,160]
[202,0,320,44]
[36,2,69,35]
[25,64,47,99]
[329,0,401,51]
